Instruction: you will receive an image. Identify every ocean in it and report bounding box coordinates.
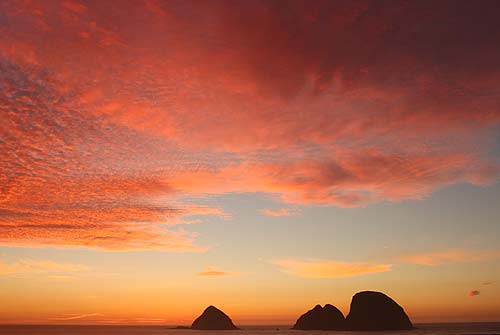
[0,323,499,335]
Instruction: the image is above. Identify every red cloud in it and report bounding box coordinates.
[468,290,480,297]
[0,0,499,250]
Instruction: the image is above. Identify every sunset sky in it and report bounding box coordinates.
[1,0,499,325]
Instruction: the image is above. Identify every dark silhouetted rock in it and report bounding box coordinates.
[346,291,413,330]
[293,304,345,330]
[191,305,239,330]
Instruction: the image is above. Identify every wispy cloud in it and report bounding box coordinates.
[0,259,89,276]
[272,259,392,278]
[259,208,301,217]
[47,275,78,281]
[197,266,240,277]
[399,250,500,266]
[49,313,103,321]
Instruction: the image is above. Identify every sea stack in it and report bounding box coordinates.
[191,305,239,330]
[293,304,345,330]
[346,291,413,330]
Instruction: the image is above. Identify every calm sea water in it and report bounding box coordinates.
[0,324,499,335]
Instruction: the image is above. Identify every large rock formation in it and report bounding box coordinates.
[293,304,345,330]
[346,291,413,330]
[191,305,239,330]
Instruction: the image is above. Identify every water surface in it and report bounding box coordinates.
[1,323,499,335]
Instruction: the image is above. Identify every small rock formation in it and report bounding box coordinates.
[191,305,239,330]
[346,291,413,330]
[293,304,345,330]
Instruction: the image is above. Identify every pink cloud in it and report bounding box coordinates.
[0,0,499,250]
[259,208,301,217]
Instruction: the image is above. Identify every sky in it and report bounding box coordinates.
[0,0,499,325]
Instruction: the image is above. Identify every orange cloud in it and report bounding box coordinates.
[47,275,78,281]
[400,250,500,266]
[259,208,301,217]
[0,259,89,276]
[197,266,240,277]
[272,259,392,278]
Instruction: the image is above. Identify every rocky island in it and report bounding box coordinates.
[293,291,413,331]
[191,305,239,330]
[293,304,345,330]
[346,291,413,330]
